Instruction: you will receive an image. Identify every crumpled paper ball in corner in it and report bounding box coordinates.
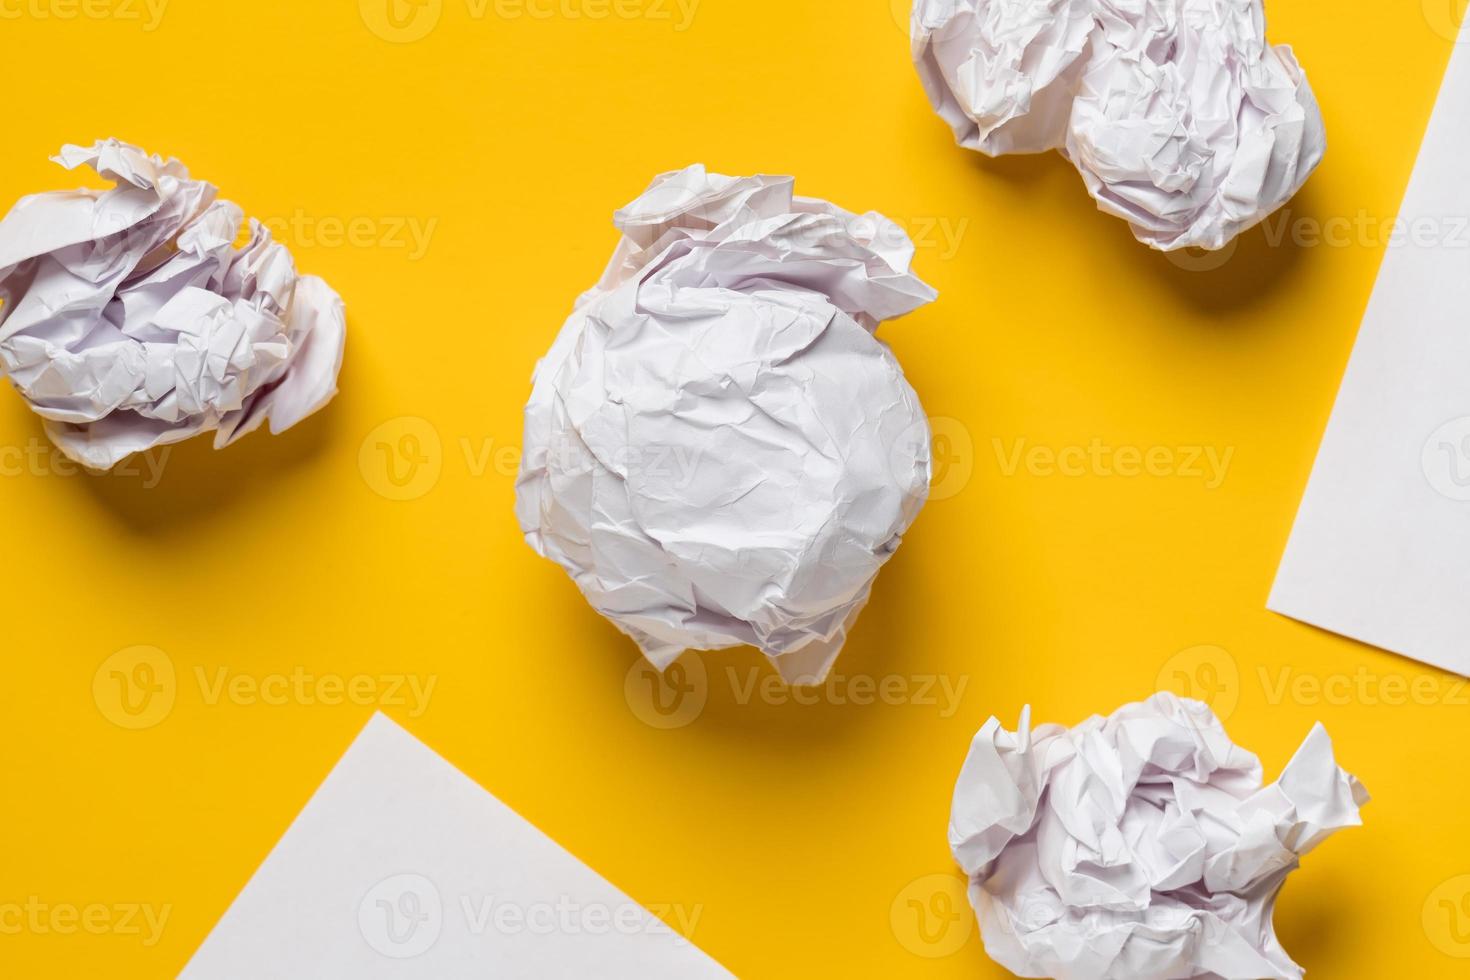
[911,0,1325,251]
[0,139,347,471]
[515,165,938,686]
[949,692,1368,979]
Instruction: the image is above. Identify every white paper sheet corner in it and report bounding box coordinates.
[182,712,731,979]
[1269,21,1470,678]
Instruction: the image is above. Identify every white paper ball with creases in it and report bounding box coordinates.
[516,167,938,685]
[911,0,1326,251]
[950,693,1369,979]
[0,140,346,471]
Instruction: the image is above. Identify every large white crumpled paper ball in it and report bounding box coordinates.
[912,0,1325,251]
[0,140,346,471]
[516,166,938,685]
[950,692,1368,980]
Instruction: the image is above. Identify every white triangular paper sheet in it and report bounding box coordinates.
[1271,20,1470,677]
[182,713,732,979]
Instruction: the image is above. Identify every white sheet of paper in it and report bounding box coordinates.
[1270,22,1470,677]
[181,714,732,979]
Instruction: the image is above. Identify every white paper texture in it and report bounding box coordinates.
[1270,22,1470,677]
[911,0,1325,251]
[181,714,732,979]
[516,166,937,685]
[0,140,345,471]
[950,693,1367,980]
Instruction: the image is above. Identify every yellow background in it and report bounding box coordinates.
[2,0,1469,976]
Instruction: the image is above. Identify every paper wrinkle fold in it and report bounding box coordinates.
[912,0,1324,250]
[516,166,937,685]
[949,692,1367,979]
[0,139,346,470]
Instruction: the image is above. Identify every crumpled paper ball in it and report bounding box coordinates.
[911,0,1325,251]
[515,165,937,684]
[0,140,346,470]
[950,692,1368,979]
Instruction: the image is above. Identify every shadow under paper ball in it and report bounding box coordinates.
[71,345,356,537]
[1128,183,1321,317]
[580,521,947,761]
[961,142,1317,318]
[965,146,1079,190]
[1271,867,1365,976]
